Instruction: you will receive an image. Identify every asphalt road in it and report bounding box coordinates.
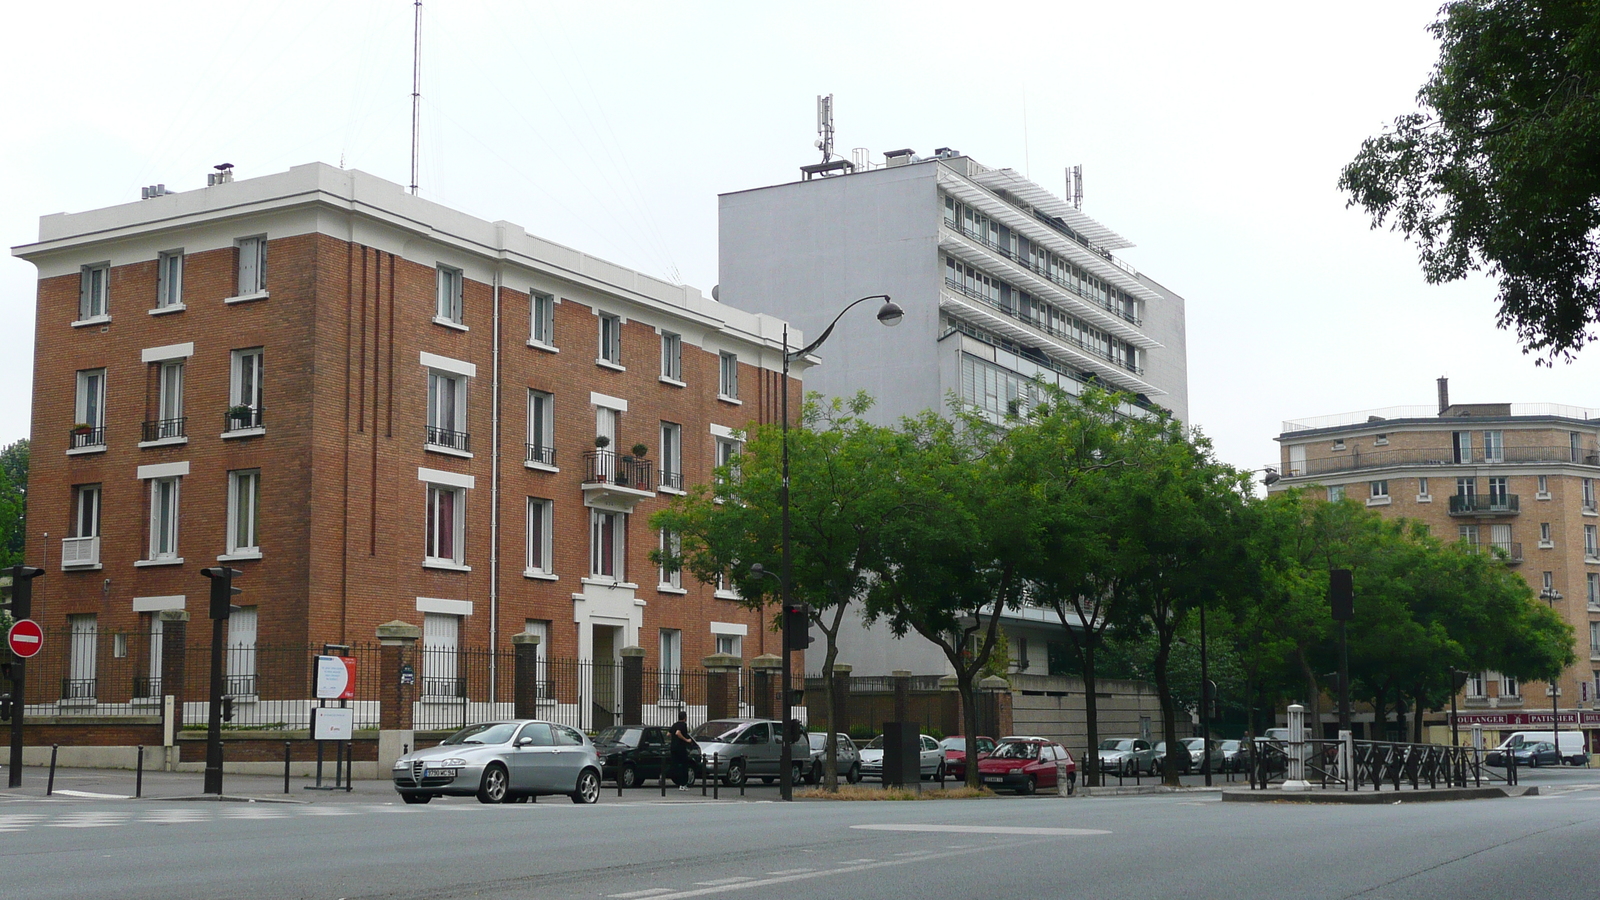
[2,765,1599,900]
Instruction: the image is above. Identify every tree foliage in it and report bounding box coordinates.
[1339,0,1600,358]
[0,439,26,569]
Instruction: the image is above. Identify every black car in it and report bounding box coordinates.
[1486,741,1561,768]
[594,724,704,787]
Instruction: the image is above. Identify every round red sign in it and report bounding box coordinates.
[7,619,43,659]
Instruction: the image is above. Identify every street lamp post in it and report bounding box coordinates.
[1541,587,1564,764]
[771,294,901,802]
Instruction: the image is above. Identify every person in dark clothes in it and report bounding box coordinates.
[669,710,695,790]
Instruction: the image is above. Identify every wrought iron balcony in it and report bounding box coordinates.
[582,450,655,510]
[425,425,471,453]
[224,674,258,698]
[60,678,96,701]
[60,535,100,569]
[526,443,555,467]
[1448,494,1520,516]
[133,676,162,699]
[1490,542,1523,564]
[224,406,264,431]
[1280,445,1600,480]
[141,416,187,442]
[659,469,684,491]
[67,425,105,450]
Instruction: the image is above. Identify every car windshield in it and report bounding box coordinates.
[808,733,826,750]
[991,741,1039,760]
[691,720,745,742]
[943,738,967,751]
[595,727,641,745]
[1182,738,1204,749]
[1099,739,1131,751]
[865,736,885,750]
[440,723,519,746]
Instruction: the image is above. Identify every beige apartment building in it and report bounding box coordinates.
[1271,379,1600,748]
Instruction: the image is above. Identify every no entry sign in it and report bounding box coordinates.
[7,619,43,658]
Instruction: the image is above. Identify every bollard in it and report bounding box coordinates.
[284,741,292,794]
[660,759,666,797]
[712,754,719,800]
[345,742,353,793]
[136,745,145,799]
[47,744,59,796]
[617,761,623,797]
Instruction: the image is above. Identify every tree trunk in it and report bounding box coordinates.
[960,671,981,789]
[1082,642,1101,788]
[821,634,840,791]
[1153,621,1180,787]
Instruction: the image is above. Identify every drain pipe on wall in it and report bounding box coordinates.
[488,261,503,703]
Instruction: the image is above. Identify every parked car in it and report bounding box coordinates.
[1151,741,1195,774]
[392,720,602,804]
[1216,739,1245,772]
[594,724,704,787]
[940,735,996,781]
[859,732,947,781]
[1181,737,1227,773]
[1493,731,1587,766]
[806,732,861,783]
[1487,740,1562,768]
[690,718,810,786]
[1095,738,1158,776]
[976,738,1075,794]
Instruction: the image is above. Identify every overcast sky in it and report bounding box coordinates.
[6,0,1599,472]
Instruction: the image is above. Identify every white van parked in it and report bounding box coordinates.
[1494,731,1587,765]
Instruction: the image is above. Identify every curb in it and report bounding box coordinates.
[1220,785,1537,804]
[1079,785,1224,797]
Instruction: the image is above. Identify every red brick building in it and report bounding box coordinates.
[13,162,800,718]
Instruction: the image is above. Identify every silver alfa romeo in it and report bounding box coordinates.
[392,720,603,804]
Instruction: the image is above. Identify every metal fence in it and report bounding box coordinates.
[1244,737,1514,791]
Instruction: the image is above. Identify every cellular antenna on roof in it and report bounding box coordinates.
[1070,164,1084,210]
[815,94,835,164]
[409,0,422,195]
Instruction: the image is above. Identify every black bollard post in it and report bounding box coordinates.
[659,759,666,797]
[284,741,292,794]
[712,754,719,800]
[47,744,59,796]
[345,742,352,793]
[136,745,144,798]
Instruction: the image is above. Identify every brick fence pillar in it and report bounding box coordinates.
[620,646,645,724]
[703,653,741,722]
[512,633,542,720]
[829,663,852,735]
[376,620,421,774]
[980,675,1011,738]
[750,654,781,720]
[939,675,962,737]
[158,610,190,734]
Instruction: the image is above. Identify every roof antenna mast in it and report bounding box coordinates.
[409,0,422,195]
[815,94,835,164]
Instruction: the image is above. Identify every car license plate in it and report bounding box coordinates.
[983,775,1004,783]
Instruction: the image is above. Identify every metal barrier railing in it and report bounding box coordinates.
[1245,735,1518,791]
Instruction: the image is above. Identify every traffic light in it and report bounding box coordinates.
[200,567,243,620]
[786,718,804,744]
[221,696,235,723]
[1,565,45,620]
[783,602,813,652]
[0,693,11,721]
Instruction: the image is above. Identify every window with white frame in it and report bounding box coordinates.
[659,422,682,490]
[427,370,469,451]
[659,629,682,702]
[661,332,682,382]
[72,484,100,538]
[1458,524,1479,546]
[1591,622,1599,657]
[715,633,742,658]
[425,483,467,567]
[590,509,626,581]
[150,359,184,439]
[229,348,263,429]
[75,368,105,435]
[236,236,267,296]
[1491,523,1512,556]
[659,528,681,589]
[1327,484,1345,502]
[598,313,622,366]
[531,292,555,347]
[714,432,742,485]
[525,498,553,576]
[718,351,739,400]
[1539,474,1550,495]
[596,404,619,448]
[1590,573,1600,608]
[1500,674,1519,697]
[1418,477,1430,497]
[226,606,258,697]
[148,476,180,561]
[436,265,464,325]
[527,390,554,466]
[80,263,109,320]
[1452,431,1472,463]
[66,614,98,700]
[1466,671,1485,698]
[1586,524,1598,559]
[423,613,461,698]
[1574,432,1584,463]
[1483,430,1504,463]
[227,469,260,556]
[1542,522,1553,544]
[1586,479,1597,511]
[1456,477,1476,499]
[1487,476,1509,506]
[1370,480,1388,500]
[156,251,183,310]
[139,614,164,698]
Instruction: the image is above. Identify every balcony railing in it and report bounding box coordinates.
[945,218,1143,326]
[142,416,187,442]
[224,674,258,698]
[1490,541,1523,564]
[1284,446,1600,479]
[425,426,471,453]
[526,443,555,467]
[1448,494,1520,516]
[61,678,96,701]
[584,450,653,493]
[944,278,1144,375]
[224,406,265,431]
[422,676,466,699]
[659,469,684,491]
[67,426,105,450]
[133,675,162,699]
[60,535,101,569]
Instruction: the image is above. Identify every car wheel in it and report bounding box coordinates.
[792,762,806,786]
[620,764,639,789]
[477,764,510,804]
[724,759,747,787]
[847,763,861,784]
[571,768,601,804]
[1017,775,1036,796]
[400,792,432,804]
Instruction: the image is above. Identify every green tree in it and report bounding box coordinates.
[0,439,26,569]
[650,394,903,790]
[1339,1,1600,359]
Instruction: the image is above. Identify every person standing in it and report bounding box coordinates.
[669,710,695,791]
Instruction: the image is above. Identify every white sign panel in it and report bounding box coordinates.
[312,706,354,741]
[314,655,356,700]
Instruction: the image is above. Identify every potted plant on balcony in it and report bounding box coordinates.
[226,405,254,429]
[594,435,611,449]
[70,422,92,435]
[630,443,648,458]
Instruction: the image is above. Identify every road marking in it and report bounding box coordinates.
[614,845,1006,900]
[46,812,129,828]
[143,809,208,824]
[608,890,674,899]
[692,877,753,886]
[53,790,131,800]
[852,824,1110,836]
[0,815,45,832]
[764,869,814,876]
[837,859,877,864]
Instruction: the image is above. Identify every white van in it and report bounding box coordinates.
[1494,731,1586,765]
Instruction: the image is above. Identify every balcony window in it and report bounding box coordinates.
[1466,672,1485,698]
[661,332,682,383]
[236,236,267,297]
[156,250,184,311]
[143,360,186,443]
[148,476,180,562]
[1483,430,1504,463]
[72,369,106,450]
[659,422,682,491]
[1458,524,1479,546]
[527,390,555,468]
[1452,431,1472,464]
[227,469,261,557]
[226,607,258,698]
[1500,675,1519,698]
[227,348,264,432]
[526,498,553,577]
[1586,525,1599,560]
[1586,479,1597,512]
[426,370,470,453]
[425,483,466,567]
[598,313,622,367]
[79,264,109,321]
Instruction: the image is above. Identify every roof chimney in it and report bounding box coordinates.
[1437,377,1450,416]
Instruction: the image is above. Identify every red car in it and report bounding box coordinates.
[976,739,1075,794]
[940,735,996,780]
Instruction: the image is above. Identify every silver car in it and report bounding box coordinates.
[806,732,861,784]
[691,718,811,786]
[392,720,603,804]
[1095,737,1158,775]
[859,733,947,781]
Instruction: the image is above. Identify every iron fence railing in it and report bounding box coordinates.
[1286,446,1600,479]
[1449,494,1520,515]
[67,426,105,450]
[1244,737,1515,791]
[224,406,265,431]
[142,416,187,442]
[584,450,653,492]
[425,425,471,453]
[525,442,555,467]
